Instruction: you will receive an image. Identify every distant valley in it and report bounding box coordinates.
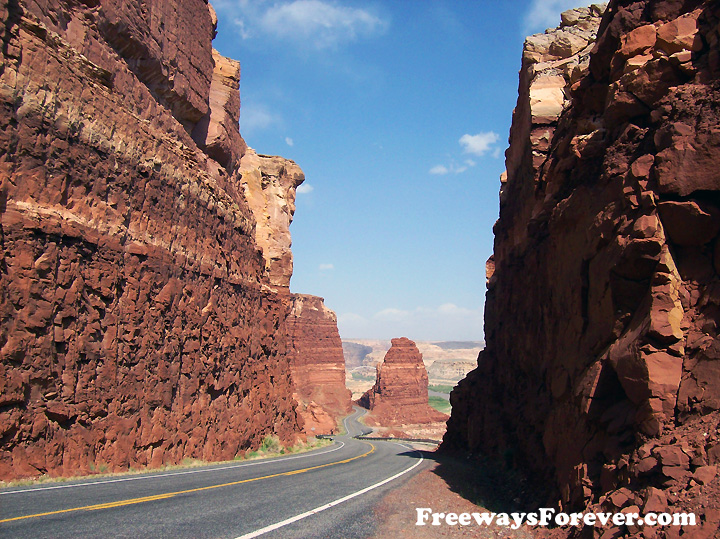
[342,339,482,399]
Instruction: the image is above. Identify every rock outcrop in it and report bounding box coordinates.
[234,145,350,435]
[0,0,304,480]
[239,149,304,289]
[444,1,720,534]
[359,338,448,426]
[286,294,352,435]
[192,49,247,172]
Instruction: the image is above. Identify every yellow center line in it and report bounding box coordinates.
[1,442,375,524]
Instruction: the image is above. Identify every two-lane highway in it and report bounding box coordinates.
[1,407,427,538]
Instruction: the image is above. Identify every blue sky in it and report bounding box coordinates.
[211,0,588,341]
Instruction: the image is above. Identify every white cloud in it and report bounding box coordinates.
[232,17,251,40]
[285,137,294,146]
[429,158,478,176]
[459,132,500,157]
[319,263,334,270]
[240,104,281,133]
[221,0,389,50]
[297,183,314,194]
[337,303,484,341]
[523,0,591,35]
[431,133,502,174]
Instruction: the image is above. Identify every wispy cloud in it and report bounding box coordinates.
[459,132,500,157]
[430,132,500,176]
[285,137,294,146]
[523,0,591,35]
[240,104,281,134]
[429,159,476,175]
[218,0,389,50]
[319,263,334,271]
[297,184,314,194]
[429,165,449,175]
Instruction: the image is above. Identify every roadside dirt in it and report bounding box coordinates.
[371,447,543,538]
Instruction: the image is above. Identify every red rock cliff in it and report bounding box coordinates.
[444,0,720,531]
[286,294,352,435]
[0,0,304,480]
[359,337,448,426]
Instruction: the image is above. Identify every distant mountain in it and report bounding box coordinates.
[341,342,374,369]
[431,341,484,350]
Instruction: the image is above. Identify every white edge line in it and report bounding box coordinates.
[234,443,424,539]
[1,441,345,496]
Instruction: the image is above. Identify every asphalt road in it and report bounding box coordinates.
[0,407,428,538]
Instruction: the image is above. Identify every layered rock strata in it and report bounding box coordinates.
[0,0,303,480]
[445,1,720,533]
[286,294,352,435]
[359,337,448,426]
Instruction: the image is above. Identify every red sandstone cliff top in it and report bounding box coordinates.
[385,337,423,363]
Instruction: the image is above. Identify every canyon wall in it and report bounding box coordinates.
[0,0,304,480]
[445,0,720,533]
[359,337,448,426]
[286,294,352,435]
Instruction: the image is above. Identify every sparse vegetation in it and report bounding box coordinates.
[1,436,332,489]
[241,435,331,461]
[429,396,452,414]
[88,462,109,474]
[428,384,454,394]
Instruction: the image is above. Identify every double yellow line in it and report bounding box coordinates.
[1,442,375,524]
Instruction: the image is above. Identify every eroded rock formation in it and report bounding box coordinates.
[286,294,352,435]
[445,1,720,534]
[359,337,448,426]
[239,149,304,290]
[0,0,304,480]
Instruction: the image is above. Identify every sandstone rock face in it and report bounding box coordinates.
[359,338,448,426]
[0,0,303,480]
[286,294,352,435]
[191,49,248,172]
[444,0,720,529]
[239,150,305,289]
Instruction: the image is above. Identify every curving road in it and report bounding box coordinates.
[1,407,427,538]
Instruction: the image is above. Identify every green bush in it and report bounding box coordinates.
[260,435,281,453]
